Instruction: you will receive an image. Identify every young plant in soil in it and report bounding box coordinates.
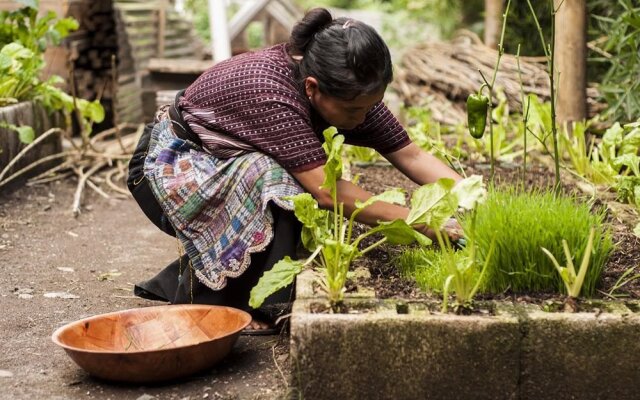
[249,128,485,311]
[249,128,429,310]
[541,227,596,312]
[440,212,496,314]
[402,175,489,313]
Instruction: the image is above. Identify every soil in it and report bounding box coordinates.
[351,159,640,304]
[0,182,291,400]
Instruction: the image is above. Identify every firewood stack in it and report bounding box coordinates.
[63,0,143,126]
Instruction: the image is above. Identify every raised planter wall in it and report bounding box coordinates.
[290,271,640,400]
[0,102,63,191]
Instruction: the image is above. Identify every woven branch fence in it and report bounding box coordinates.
[392,31,605,126]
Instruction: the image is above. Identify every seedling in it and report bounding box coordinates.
[440,219,496,314]
[541,227,596,312]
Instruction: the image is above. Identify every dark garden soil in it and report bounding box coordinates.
[351,159,640,305]
[0,182,291,400]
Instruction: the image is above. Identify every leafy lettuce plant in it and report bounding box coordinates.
[250,127,486,309]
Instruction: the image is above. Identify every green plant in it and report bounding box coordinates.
[524,0,563,194]
[0,1,104,141]
[396,246,457,293]
[464,187,613,296]
[541,227,596,299]
[343,144,380,165]
[250,127,431,308]
[439,209,495,313]
[250,128,486,309]
[605,265,640,298]
[474,0,511,181]
[404,106,466,170]
[397,177,490,312]
[589,0,640,122]
[591,121,640,207]
[405,175,488,312]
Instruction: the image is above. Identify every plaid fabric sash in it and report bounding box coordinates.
[144,120,304,289]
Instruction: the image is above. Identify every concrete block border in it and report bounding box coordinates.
[290,271,640,400]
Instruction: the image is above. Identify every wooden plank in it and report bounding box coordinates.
[147,58,214,75]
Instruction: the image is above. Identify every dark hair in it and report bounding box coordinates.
[289,8,393,100]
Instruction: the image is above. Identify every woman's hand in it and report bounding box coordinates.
[442,218,464,242]
[414,218,464,244]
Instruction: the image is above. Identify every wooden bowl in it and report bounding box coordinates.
[52,304,251,383]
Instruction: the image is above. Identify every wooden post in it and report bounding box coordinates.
[554,0,587,124]
[209,0,231,62]
[484,0,504,49]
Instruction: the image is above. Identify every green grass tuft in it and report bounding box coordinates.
[396,247,470,294]
[460,187,614,296]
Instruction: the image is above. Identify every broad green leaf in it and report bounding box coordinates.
[321,127,342,193]
[377,219,432,246]
[249,257,303,308]
[0,53,11,70]
[1,42,33,59]
[602,122,624,148]
[620,127,640,155]
[16,125,34,144]
[80,99,105,123]
[354,188,406,210]
[407,178,457,229]
[613,154,640,176]
[53,17,79,38]
[291,193,321,227]
[451,175,486,210]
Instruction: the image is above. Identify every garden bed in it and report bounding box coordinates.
[289,161,640,399]
[0,101,63,192]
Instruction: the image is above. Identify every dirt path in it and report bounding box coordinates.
[0,181,290,400]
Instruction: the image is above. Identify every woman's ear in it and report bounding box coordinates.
[304,77,319,99]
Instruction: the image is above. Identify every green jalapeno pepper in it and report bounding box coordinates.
[466,93,489,139]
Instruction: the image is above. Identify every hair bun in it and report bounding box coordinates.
[289,8,333,55]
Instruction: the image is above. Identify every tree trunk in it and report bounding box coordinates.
[554,0,587,124]
[484,0,504,49]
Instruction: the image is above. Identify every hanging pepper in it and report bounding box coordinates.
[466,92,489,139]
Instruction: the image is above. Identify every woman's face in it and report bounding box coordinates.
[305,77,384,130]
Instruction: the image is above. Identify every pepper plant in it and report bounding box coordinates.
[250,127,485,309]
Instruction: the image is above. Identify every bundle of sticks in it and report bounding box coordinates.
[392,31,606,126]
[0,123,142,216]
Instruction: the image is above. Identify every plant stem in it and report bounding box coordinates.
[361,237,387,256]
[481,0,511,183]
[526,0,562,195]
[515,45,531,187]
[549,0,561,195]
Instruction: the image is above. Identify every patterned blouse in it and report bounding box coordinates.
[179,43,410,172]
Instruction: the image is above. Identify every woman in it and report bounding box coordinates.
[127,8,462,334]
